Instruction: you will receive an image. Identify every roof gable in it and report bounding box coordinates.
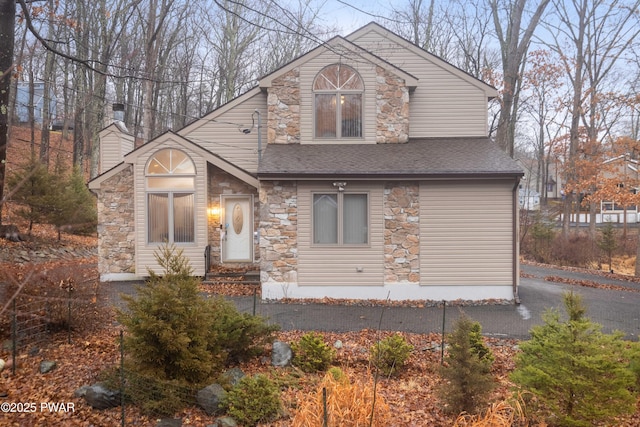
[347,22,498,98]
[258,35,418,90]
[90,130,259,189]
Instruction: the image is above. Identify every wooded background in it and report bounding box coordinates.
[1,0,640,234]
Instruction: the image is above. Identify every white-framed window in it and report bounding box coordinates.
[146,148,196,243]
[313,64,364,139]
[313,192,368,245]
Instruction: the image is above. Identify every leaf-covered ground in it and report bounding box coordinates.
[1,224,640,426]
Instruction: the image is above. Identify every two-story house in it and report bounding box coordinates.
[88,22,523,302]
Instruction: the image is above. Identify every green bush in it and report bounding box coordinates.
[223,374,282,426]
[211,297,279,364]
[370,333,413,376]
[291,332,336,373]
[438,314,494,415]
[118,243,277,386]
[511,292,637,426]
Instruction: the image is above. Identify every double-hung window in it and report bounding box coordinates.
[313,64,364,139]
[146,148,196,244]
[313,192,368,245]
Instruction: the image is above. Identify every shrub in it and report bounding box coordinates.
[118,244,220,383]
[211,297,279,364]
[223,374,281,426]
[118,243,277,385]
[99,364,196,417]
[291,332,336,372]
[439,314,495,415]
[370,333,413,376]
[291,368,391,427]
[511,292,637,426]
[596,221,617,270]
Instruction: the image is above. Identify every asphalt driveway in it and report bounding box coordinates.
[232,263,640,340]
[107,263,640,341]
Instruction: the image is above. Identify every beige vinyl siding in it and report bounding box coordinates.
[179,89,266,173]
[298,53,379,144]
[99,126,134,173]
[134,137,208,276]
[352,32,489,137]
[420,180,513,286]
[298,182,384,286]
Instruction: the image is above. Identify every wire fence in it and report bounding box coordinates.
[1,271,639,425]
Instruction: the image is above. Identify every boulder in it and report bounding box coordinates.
[220,367,245,387]
[0,224,22,242]
[39,361,56,374]
[271,341,292,367]
[208,417,238,427]
[156,419,182,427]
[196,383,226,415]
[84,383,121,410]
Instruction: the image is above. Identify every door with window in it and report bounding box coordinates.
[222,196,253,262]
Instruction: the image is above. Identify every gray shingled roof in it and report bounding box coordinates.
[258,137,524,179]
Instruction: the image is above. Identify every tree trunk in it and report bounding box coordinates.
[0,0,16,223]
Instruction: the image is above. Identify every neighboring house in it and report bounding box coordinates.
[519,187,540,211]
[599,154,639,224]
[88,22,524,302]
[14,82,56,124]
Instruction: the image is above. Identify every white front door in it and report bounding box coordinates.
[222,196,253,262]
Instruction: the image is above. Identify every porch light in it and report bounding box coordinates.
[207,206,220,217]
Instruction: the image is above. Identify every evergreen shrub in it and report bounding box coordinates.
[369,333,413,376]
[291,332,336,373]
[222,374,282,426]
[439,314,495,415]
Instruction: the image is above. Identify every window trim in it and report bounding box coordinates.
[311,191,370,247]
[313,64,364,140]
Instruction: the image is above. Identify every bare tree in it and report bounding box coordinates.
[544,0,640,235]
[0,0,16,222]
[490,0,551,158]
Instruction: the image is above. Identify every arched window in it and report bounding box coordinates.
[313,64,363,139]
[146,148,196,243]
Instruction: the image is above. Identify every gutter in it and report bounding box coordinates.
[513,177,522,304]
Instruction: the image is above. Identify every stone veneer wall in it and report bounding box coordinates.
[95,165,135,276]
[384,183,420,284]
[259,181,298,284]
[376,66,410,143]
[267,68,300,144]
[207,164,260,270]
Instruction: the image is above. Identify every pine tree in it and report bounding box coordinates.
[7,157,53,232]
[511,292,637,426]
[596,221,617,272]
[118,244,221,384]
[438,314,495,415]
[44,166,97,239]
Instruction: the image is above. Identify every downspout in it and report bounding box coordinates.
[513,177,522,304]
[254,109,262,163]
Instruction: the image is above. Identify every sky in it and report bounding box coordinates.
[305,0,393,33]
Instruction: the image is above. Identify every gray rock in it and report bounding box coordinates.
[156,419,182,427]
[213,417,238,427]
[196,383,226,415]
[73,385,91,398]
[39,360,56,374]
[271,341,292,367]
[84,383,121,410]
[220,367,245,387]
